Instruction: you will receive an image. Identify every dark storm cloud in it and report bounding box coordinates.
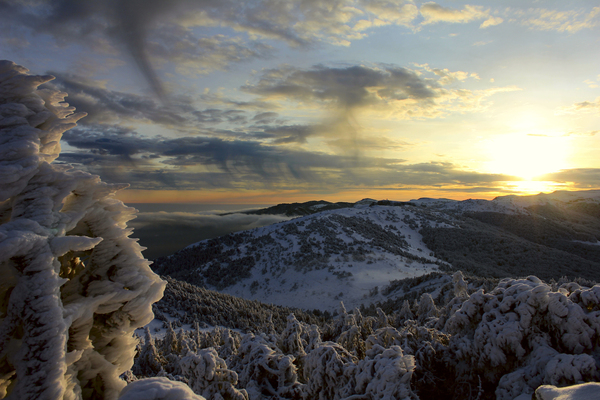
[59,126,516,191]
[45,72,256,129]
[252,112,279,125]
[47,73,191,125]
[243,65,438,108]
[0,0,420,97]
[60,127,365,184]
[540,169,600,187]
[0,0,264,97]
[62,128,154,158]
[241,64,449,157]
[0,0,175,97]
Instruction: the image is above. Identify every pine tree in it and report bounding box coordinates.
[134,328,166,377]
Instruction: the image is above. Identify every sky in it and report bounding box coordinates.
[2,0,600,205]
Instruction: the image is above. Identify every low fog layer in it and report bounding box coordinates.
[130,210,291,259]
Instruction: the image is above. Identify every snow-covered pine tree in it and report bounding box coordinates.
[0,61,164,399]
[340,345,417,400]
[445,276,600,399]
[230,334,302,399]
[180,348,248,400]
[395,300,415,326]
[417,292,439,324]
[134,328,167,377]
[277,314,307,377]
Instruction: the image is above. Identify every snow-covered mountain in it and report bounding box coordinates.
[153,190,600,312]
[410,189,600,215]
[146,190,600,400]
[153,203,452,311]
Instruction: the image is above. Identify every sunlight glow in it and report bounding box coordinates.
[505,180,565,195]
[484,133,571,180]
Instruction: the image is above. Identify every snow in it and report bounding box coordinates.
[534,382,600,400]
[118,377,206,400]
[190,205,443,311]
[573,240,600,246]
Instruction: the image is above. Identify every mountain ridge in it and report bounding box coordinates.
[152,190,600,311]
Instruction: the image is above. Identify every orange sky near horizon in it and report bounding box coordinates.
[115,182,569,205]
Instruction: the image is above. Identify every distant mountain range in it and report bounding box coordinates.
[152,190,600,311]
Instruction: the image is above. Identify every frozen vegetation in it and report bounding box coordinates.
[137,272,600,400]
[2,60,600,399]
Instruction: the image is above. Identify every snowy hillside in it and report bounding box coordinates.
[153,204,453,311]
[153,191,600,311]
[412,189,600,215]
[494,189,600,210]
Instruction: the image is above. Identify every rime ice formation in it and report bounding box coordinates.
[0,61,165,399]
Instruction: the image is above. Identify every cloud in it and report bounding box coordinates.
[147,33,274,77]
[0,0,421,97]
[0,1,273,97]
[557,97,600,115]
[243,64,518,120]
[45,72,193,125]
[515,7,600,33]
[564,130,598,137]
[44,72,259,129]
[358,1,419,29]
[480,16,503,28]
[241,63,455,157]
[539,169,600,187]
[260,125,316,144]
[251,112,279,125]
[244,64,440,108]
[60,126,375,188]
[419,2,493,26]
[59,125,517,192]
[415,64,479,84]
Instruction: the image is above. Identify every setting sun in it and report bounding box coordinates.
[484,133,571,181]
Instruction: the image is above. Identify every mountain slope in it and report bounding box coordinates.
[152,191,600,311]
[153,203,451,311]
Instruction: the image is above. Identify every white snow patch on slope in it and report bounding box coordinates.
[182,205,445,311]
[534,382,600,400]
